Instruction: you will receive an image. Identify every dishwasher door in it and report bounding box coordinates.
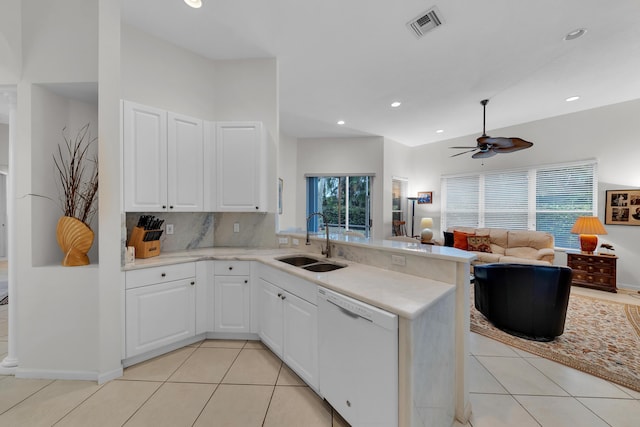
[318,287,398,427]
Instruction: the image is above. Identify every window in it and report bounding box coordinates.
[306,175,372,237]
[441,161,597,249]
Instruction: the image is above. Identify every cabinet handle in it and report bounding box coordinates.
[162,205,166,209]
[190,281,195,286]
[161,273,166,277]
[229,266,233,270]
[244,280,248,284]
[346,400,351,407]
[169,205,174,209]
[255,206,259,210]
[277,293,282,297]
[281,295,286,300]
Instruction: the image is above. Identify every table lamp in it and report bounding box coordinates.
[570,216,607,254]
[420,217,433,243]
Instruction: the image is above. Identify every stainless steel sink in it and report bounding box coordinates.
[277,255,321,267]
[277,255,346,272]
[303,262,346,272]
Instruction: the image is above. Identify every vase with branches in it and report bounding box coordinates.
[52,123,99,266]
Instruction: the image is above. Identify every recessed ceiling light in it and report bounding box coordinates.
[184,0,202,9]
[391,101,402,108]
[566,96,580,102]
[436,129,444,134]
[564,28,586,41]
[337,120,345,125]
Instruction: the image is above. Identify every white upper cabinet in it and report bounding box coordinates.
[167,112,204,211]
[123,101,168,212]
[214,122,267,212]
[123,101,204,212]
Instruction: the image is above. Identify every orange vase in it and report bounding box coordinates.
[56,216,94,266]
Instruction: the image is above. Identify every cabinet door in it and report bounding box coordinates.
[258,278,284,357]
[167,112,204,211]
[214,275,251,333]
[125,279,196,358]
[215,122,266,212]
[283,291,318,389]
[123,101,168,212]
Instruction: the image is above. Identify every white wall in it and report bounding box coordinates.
[410,99,640,288]
[296,136,384,238]
[14,0,103,379]
[0,123,8,171]
[0,0,22,83]
[278,132,298,230]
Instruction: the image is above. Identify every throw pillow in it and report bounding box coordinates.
[467,236,492,253]
[443,231,454,247]
[453,230,474,250]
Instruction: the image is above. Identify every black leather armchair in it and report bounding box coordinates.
[474,263,573,341]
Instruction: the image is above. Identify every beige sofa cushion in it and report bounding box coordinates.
[474,252,502,263]
[508,230,553,250]
[504,246,540,259]
[499,256,552,265]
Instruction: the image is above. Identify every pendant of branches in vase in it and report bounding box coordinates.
[52,123,99,266]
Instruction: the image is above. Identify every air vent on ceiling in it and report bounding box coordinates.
[407,6,443,38]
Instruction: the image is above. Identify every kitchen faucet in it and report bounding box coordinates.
[306,212,332,258]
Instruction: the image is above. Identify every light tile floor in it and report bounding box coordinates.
[0,285,639,426]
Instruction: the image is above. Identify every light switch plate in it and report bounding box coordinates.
[233,223,240,233]
[292,238,300,246]
[278,237,289,244]
[166,224,174,235]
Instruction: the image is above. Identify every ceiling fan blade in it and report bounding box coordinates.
[472,149,497,159]
[492,138,533,153]
[478,136,514,148]
[450,146,479,149]
[450,148,478,157]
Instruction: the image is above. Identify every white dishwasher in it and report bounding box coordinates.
[318,287,398,427]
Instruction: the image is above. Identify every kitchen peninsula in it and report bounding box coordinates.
[122,235,475,426]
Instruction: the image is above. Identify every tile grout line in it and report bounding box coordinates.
[261,362,283,427]
[51,381,108,426]
[0,379,55,417]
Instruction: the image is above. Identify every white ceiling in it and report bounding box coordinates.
[10,1,640,146]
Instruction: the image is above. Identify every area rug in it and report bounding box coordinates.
[470,290,640,392]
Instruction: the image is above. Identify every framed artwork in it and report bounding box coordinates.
[278,178,283,214]
[417,191,432,204]
[605,189,640,225]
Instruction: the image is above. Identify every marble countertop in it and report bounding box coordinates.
[123,246,457,320]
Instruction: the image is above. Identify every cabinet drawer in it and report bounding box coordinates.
[214,260,251,276]
[126,263,196,289]
[573,271,616,286]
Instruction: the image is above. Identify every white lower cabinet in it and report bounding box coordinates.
[125,278,196,357]
[258,276,318,389]
[214,261,251,333]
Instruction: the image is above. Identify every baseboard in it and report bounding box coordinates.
[122,334,207,368]
[618,283,640,292]
[205,332,260,341]
[98,366,123,384]
[16,368,99,382]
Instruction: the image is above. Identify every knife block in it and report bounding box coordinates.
[127,226,161,259]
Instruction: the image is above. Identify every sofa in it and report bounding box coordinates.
[474,263,572,341]
[439,226,555,266]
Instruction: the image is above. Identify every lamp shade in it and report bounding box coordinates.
[420,217,433,229]
[420,217,433,243]
[570,216,607,253]
[570,217,607,235]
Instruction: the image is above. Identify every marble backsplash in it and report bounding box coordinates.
[125,211,277,256]
[126,212,215,253]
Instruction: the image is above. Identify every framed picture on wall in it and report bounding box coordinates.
[417,191,432,204]
[605,189,640,225]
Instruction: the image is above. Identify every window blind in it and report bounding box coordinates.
[441,161,597,249]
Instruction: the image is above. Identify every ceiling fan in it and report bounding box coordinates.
[450,99,533,159]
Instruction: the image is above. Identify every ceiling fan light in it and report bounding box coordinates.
[184,0,203,9]
[436,129,444,133]
[566,96,580,102]
[337,120,345,125]
[391,101,401,108]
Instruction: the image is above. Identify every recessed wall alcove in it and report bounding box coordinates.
[30,82,99,267]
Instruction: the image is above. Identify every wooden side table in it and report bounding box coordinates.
[567,252,618,293]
